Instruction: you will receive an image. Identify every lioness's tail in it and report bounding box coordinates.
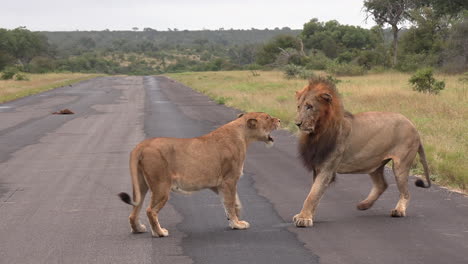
[415,144,431,188]
[118,145,144,207]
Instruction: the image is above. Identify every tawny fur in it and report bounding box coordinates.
[119,112,280,237]
[293,77,431,228]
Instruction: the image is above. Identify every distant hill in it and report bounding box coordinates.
[41,29,302,55]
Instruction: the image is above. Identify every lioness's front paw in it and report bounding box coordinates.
[151,228,169,237]
[131,224,147,233]
[293,214,313,227]
[229,220,250,230]
[356,201,373,210]
[390,209,406,217]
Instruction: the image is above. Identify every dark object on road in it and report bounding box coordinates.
[52,108,74,115]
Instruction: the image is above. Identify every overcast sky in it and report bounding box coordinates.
[1,0,375,31]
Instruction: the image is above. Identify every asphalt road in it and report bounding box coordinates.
[0,76,466,264]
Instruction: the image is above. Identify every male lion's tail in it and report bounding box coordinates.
[415,144,431,188]
[118,145,145,207]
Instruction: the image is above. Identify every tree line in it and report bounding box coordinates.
[0,0,466,76]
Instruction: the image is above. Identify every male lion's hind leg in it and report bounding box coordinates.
[390,160,411,217]
[146,188,170,237]
[357,165,388,211]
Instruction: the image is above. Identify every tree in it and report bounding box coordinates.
[0,27,51,66]
[426,0,468,19]
[441,12,468,73]
[132,27,139,31]
[255,35,302,65]
[301,18,377,59]
[364,0,417,67]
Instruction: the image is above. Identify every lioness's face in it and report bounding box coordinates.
[295,88,332,134]
[240,112,280,144]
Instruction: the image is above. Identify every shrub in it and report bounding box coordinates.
[0,66,18,80]
[305,50,331,70]
[298,68,315,80]
[283,64,302,79]
[283,64,315,79]
[27,56,56,73]
[325,62,366,76]
[15,72,29,81]
[458,72,468,83]
[409,68,445,94]
[397,53,438,72]
[325,75,342,85]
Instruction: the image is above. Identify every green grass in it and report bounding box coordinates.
[0,72,103,103]
[167,70,468,192]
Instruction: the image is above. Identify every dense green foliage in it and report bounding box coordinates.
[0,1,466,76]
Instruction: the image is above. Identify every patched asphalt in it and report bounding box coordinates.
[0,76,466,264]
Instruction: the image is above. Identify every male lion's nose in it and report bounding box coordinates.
[295,122,302,127]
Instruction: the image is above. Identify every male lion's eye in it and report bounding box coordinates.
[305,104,313,110]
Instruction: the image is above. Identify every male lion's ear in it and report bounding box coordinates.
[237,113,244,118]
[319,93,333,103]
[295,85,308,100]
[247,118,257,129]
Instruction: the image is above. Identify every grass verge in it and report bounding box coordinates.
[166,70,467,192]
[0,72,103,103]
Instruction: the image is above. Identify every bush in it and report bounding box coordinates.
[397,53,438,72]
[298,68,315,79]
[409,68,445,94]
[305,50,331,70]
[283,64,302,79]
[325,75,342,85]
[325,62,366,76]
[27,56,56,73]
[283,64,315,79]
[15,72,29,81]
[1,66,18,80]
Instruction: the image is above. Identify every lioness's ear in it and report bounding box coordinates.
[319,93,332,103]
[237,113,244,118]
[247,118,257,129]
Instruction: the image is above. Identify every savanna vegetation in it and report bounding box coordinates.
[0,72,101,103]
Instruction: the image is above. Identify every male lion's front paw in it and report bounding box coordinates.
[151,228,169,237]
[229,220,250,230]
[293,213,313,227]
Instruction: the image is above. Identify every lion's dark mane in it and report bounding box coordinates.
[298,78,352,175]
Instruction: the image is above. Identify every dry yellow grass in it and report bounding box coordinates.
[0,72,102,103]
[167,70,467,191]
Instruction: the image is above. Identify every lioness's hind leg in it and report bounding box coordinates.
[129,173,148,233]
[146,185,170,237]
[357,164,388,211]
[234,193,242,218]
[391,160,411,217]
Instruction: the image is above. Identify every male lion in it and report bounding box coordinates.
[293,77,431,227]
[119,112,280,237]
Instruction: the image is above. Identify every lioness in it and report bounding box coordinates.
[293,77,431,227]
[119,112,280,237]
